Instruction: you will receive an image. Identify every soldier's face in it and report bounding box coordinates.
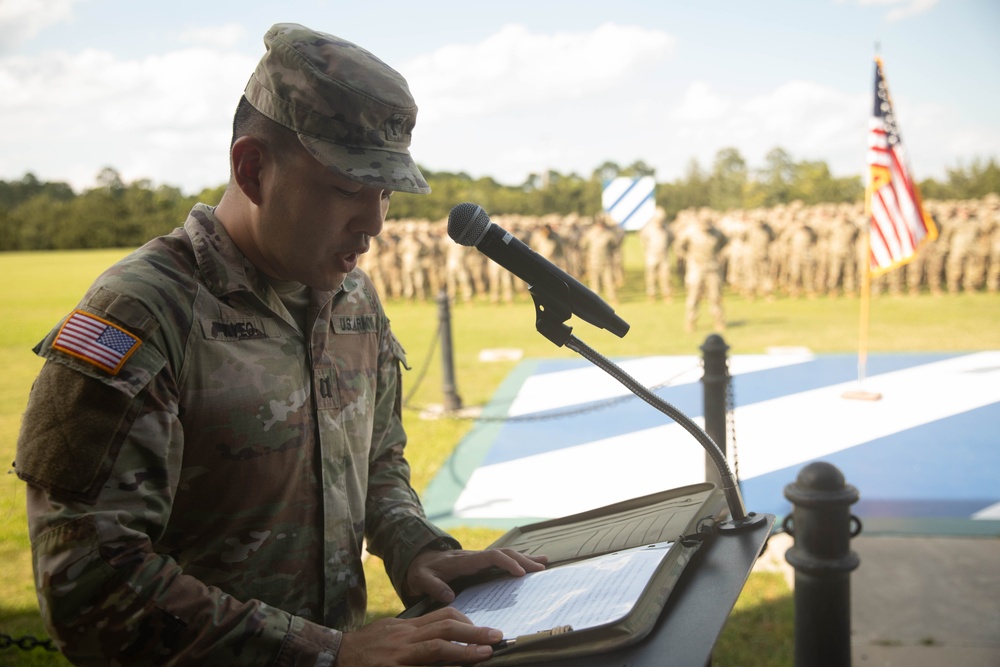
[256,144,391,290]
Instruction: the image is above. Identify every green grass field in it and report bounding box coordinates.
[2,242,998,666]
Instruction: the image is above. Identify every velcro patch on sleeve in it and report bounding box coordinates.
[16,361,142,501]
[52,310,142,375]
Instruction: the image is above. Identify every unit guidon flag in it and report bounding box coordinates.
[52,310,141,375]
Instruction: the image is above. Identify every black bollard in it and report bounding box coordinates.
[436,290,463,412]
[700,334,729,489]
[783,462,861,667]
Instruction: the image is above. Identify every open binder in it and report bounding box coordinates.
[401,482,728,665]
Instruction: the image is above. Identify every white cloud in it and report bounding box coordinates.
[894,98,1000,180]
[179,23,246,49]
[402,23,675,123]
[0,43,257,192]
[670,82,731,122]
[0,14,985,195]
[738,80,867,155]
[855,0,940,22]
[0,0,79,52]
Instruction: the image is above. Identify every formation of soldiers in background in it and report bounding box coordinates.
[360,194,1000,330]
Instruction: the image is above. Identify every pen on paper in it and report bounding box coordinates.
[492,624,574,651]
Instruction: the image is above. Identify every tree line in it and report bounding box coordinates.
[2,149,998,252]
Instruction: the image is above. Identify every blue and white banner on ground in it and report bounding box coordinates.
[602,176,656,231]
[422,351,1000,536]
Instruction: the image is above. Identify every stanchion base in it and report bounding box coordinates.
[841,390,883,401]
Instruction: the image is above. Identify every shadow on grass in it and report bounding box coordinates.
[714,588,795,666]
[0,607,69,667]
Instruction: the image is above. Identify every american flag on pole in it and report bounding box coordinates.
[866,56,937,274]
[52,310,141,375]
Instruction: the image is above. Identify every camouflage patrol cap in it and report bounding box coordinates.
[245,23,430,194]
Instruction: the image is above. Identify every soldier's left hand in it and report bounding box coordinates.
[404,548,548,604]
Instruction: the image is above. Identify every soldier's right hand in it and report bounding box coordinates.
[336,607,502,666]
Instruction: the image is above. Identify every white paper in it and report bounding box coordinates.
[449,542,673,638]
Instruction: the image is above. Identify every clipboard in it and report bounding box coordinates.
[400,482,727,664]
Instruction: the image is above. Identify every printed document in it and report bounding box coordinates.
[448,541,673,638]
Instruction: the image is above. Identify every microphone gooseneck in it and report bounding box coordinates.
[447,202,757,526]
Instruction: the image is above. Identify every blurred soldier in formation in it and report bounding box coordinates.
[965,205,992,292]
[922,201,949,295]
[559,213,586,278]
[358,194,996,304]
[946,204,980,293]
[743,216,776,300]
[718,213,747,297]
[532,217,569,276]
[639,206,674,301]
[825,209,860,296]
[675,210,728,332]
[779,212,819,298]
[421,220,446,297]
[371,225,402,298]
[610,217,627,292]
[811,206,832,296]
[984,195,1000,292]
[398,221,429,300]
[583,212,621,304]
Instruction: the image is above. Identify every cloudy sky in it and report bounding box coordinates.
[1,0,998,195]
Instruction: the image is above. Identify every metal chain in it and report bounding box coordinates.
[407,362,703,422]
[401,319,442,408]
[726,361,741,487]
[0,632,59,652]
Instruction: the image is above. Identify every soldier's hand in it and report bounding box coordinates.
[404,547,548,604]
[336,607,501,666]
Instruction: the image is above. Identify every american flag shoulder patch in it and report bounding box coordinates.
[52,309,142,375]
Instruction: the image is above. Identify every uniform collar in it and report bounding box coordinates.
[184,203,355,302]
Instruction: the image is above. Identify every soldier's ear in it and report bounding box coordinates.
[231,136,266,206]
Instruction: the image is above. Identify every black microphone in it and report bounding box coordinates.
[447,203,629,338]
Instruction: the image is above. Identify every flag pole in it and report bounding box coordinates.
[844,53,883,402]
[843,180,882,401]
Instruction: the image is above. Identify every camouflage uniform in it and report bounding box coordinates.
[16,207,456,664]
[398,222,429,301]
[985,196,1000,291]
[781,216,818,298]
[675,215,727,332]
[639,209,674,301]
[825,213,859,296]
[583,214,620,303]
[946,206,979,293]
[743,218,775,300]
[15,24,457,665]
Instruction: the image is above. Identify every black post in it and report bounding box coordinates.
[700,334,729,488]
[783,462,861,667]
[437,290,463,412]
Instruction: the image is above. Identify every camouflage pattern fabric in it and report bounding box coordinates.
[245,23,430,195]
[16,204,457,664]
[675,217,728,331]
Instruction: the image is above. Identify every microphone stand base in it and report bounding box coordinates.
[718,512,769,534]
